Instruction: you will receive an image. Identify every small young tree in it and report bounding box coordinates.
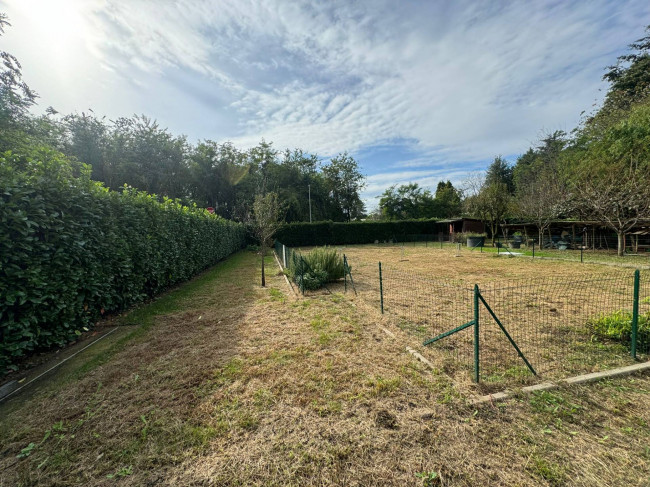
[251,192,284,286]
[517,170,568,246]
[464,173,511,246]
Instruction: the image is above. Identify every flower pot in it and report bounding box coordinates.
[467,236,485,248]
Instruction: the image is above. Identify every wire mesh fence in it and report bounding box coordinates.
[342,249,650,384]
[475,273,647,382]
[277,241,650,385]
[482,234,650,266]
[274,241,345,296]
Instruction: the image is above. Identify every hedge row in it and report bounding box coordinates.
[0,150,246,372]
[274,219,447,247]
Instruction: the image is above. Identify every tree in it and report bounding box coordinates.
[464,172,511,246]
[61,112,110,183]
[603,25,650,108]
[517,169,568,246]
[322,152,366,221]
[575,169,650,256]
[106,115,190,199]
[434,180,462,217]
[378,183,437,220]
[513,131,567,193]
[485,155,514,193]
[251,192,284,286]
[0,14,38,133]
[572,102,650,256]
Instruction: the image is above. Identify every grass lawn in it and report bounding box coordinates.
[1,250,649,486]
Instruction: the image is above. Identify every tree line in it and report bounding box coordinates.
[0,14,366,224]
[2,13,649,255]
[376,25,650,256]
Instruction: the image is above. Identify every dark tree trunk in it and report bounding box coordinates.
[617,232,625,257]
[261,245,266,287]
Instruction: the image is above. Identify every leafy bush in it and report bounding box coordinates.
[303,248,344,282]
[0,149,246,372]
[588,309,650,348]
[286,247,344,290]
[296,265,329,291]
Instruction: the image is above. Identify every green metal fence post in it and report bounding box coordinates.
[379,262,384,314]
[532,240,535,259]
[300,255,305,295]
[473,284,480,383]
[632,269,640,359]
[344,255,348,293]
[580,246,583,263]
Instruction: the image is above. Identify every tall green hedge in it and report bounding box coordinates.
[274,219,446,246]
[0,149,246,372]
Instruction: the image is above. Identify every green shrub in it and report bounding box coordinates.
[274,219,445,246]
[588,309,650,348]
[303,248,344,282]
[286,247,344,291]
[0,149,246,372]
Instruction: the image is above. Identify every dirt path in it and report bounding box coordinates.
[1,250,649,486]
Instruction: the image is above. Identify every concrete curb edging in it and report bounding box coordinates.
[379,326,437,371]
[471,360,650,405]
[273,251,297,298]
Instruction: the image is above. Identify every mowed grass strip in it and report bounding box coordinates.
[0,251,648,486]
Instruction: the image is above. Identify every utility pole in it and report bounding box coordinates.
[308,183,312,223]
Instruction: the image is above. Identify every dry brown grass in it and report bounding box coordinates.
[1,250,649,486]
[334,244,650,386]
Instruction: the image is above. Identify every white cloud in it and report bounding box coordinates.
[2,0,649,176]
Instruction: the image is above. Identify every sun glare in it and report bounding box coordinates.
[10,0,91,72]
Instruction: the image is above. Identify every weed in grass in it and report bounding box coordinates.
[436,382,462,404]
[529,391,582,422]
[367,376,401,397]
[268,288,285,302]
[184,424,218,447]
[530,455,567,485]
[415,470,440,486]
[236,411,259,431]
[317,331,337,346]
[217,357,243,383]
[140,414,150,441]
[292,299,312,310]
[16,442,36,458]
[483,365,533,383]
[312,399,342,417]
[253,388,275,409]
[107,465,133,479]
[310,316,328,331]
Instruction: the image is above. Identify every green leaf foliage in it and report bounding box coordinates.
[0,149,245,372]
[275,219,446,247]
[588,310,650,350]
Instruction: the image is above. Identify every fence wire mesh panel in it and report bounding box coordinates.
[380,265,475,369]
[274,241,339,296]
[280,242,649,385]
[473,234,650,267]
[476,273,645,383]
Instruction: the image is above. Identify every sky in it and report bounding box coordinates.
[1,0,649,210]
